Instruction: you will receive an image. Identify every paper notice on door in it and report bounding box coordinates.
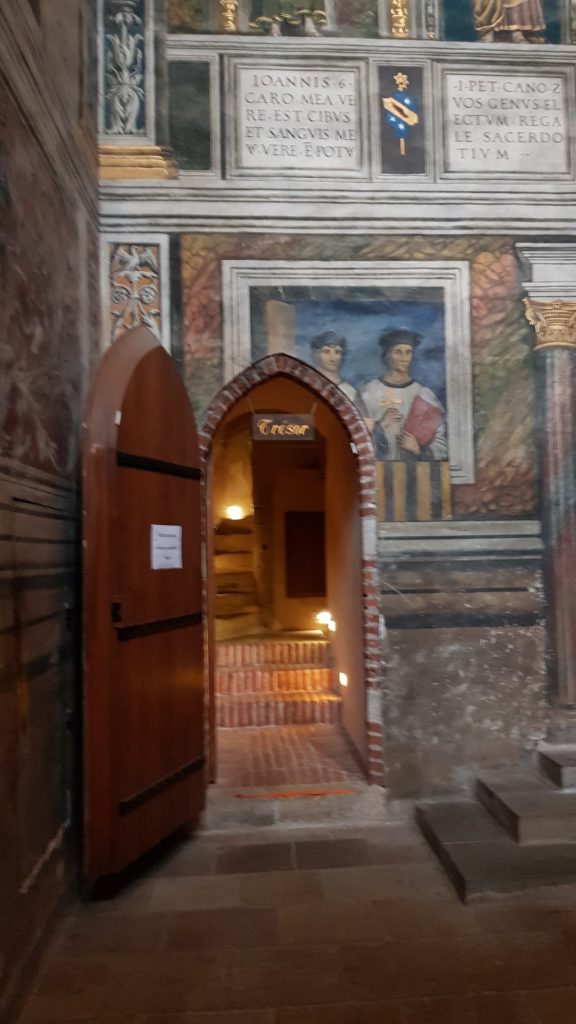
[151,524,183,570]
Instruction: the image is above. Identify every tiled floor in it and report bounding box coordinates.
[18,820,576,1023]
[216,724,365,787]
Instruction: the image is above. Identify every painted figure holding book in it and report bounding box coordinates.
[361,328,448,462]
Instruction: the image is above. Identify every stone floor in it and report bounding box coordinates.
[216,724,364,788]
[18,820,576,1023]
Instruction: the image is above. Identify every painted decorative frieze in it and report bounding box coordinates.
[102,0,151,138]
[423,0,440,38]
[219,0,239,32]
[103,236,172,350]
[108,242,161,340]
[389,0,409,36]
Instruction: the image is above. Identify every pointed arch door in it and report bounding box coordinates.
[82,327,204,882]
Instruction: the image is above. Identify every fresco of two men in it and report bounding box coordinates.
[310,327,447,463]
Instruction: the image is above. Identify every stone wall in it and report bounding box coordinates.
[0,3,99,1020]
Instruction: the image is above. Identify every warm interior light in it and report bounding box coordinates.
[225,505,244,520]
[339,672,348,688]
[315,610,332,625]
[328,619,336,632]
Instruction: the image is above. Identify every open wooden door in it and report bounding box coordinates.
[82,327,204,882]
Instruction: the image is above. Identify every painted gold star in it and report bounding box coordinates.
[394,72,410,92]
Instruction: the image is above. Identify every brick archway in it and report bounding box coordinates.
[199,354,384,785]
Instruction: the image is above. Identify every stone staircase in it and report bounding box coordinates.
[417,746,576,902]
[214,516,259,640]
[215,634,341,728]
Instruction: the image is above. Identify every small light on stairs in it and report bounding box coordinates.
[339,672,348,687]
[328,619,336,632]
[315,610,332,625]
[225,505,244,520]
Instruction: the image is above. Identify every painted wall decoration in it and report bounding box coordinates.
[221,259,473,483]
[101,0,149,137]
[101,235,172,351]
[447,0,562,42]
[379,66,425,174]
[181,234,536,518]
[0,84,96,477]
[108,243,161,340]
[165,0,568,38]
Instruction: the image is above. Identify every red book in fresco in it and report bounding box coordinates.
[403,395,444,446]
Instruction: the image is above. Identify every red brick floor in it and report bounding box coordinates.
[216,724,365,788]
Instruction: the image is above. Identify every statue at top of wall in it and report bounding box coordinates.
[472,0,546,42]
[250,0,328,35]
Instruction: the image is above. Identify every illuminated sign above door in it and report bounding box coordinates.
[251,414,315,441]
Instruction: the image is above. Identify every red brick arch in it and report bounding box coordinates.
[199,354,384,785]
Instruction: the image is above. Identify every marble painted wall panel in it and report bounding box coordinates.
[181,233,536,517]
[0,84,97,477]
[0,4,99,1017]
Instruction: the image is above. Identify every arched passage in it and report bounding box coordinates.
[199,355,383,785]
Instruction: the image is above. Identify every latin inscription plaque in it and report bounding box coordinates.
[444,71,568,176]
[235,64,362,175]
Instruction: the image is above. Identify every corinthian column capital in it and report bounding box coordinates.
[524,299,576,353]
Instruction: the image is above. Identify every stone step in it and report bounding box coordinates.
[217,691,341,728]
[204,782,384,831]
[214,552,253,573]
[216,592,257,615]
[214,611,260,642]
[538,745,576,789]
[216,637,331,669]
[216,666,334,696]
[216,571,257,594]
[476,770,576,844]
[416,800,576,903]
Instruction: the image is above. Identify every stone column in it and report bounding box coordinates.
[568,0,576,43]
[518,244,576,708]
[99,0,177,179]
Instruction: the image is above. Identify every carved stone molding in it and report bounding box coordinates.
[524,299,576,353]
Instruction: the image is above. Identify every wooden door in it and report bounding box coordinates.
[82,327,204,882]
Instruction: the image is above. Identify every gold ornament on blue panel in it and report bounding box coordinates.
[382,72,419,157]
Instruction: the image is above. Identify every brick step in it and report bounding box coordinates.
[214,552,253,573]
[217,691,341,728]
[216,571,257,594]
[216,593,258,615]
[216,638,331,669]
[214,535,253,554]
[216,666,334,696]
